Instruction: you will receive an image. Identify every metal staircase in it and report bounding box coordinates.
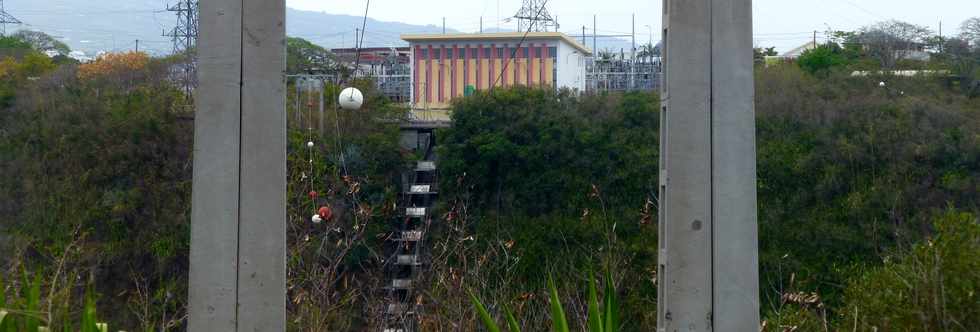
[381,130,438,332]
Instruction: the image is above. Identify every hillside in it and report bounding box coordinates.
[6,1,635,57]
[1,21,979,331]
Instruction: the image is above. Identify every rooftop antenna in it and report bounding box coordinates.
[0,0,23,36]
[514,0,558,32]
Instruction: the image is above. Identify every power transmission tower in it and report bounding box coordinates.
[164,0,198,55]
[0,0,22,36]
[514,0,558,32]
[163,0,199,99]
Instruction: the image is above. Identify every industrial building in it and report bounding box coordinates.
[402,32,592,109]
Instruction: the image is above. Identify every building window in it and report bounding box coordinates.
[535,48,542,58]
[458,50,465,59]
[548,47,557,57]
[421,49,428,59]
[470,48,478,58]
[484,48,492,58]
[497,48,504,58]
[446,49,454,59]
[433,50,441,60]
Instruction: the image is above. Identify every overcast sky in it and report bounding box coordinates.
[288,0,979,52]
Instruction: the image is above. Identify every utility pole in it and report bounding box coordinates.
[631,14,636,60]
[582,25,586,45]
[631,13,635,90]
[0,0,22,36]
[480,16,483,33]
[135,39,139,52]
[939,21,943,53]
[813,30,817,47]
[190,0,286,330]
[593,15,597,55]
[658,0,760,331]
[443,17,446,34]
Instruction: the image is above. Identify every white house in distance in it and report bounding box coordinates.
[401,32,592,110]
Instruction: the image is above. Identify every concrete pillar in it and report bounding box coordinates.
[189,0,286,331]
[657,0,759,331]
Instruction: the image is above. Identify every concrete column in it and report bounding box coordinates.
[190,0,286,331]
[657,0,759,331]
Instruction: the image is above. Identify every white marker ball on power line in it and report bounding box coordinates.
[307,141,314,148]
[879,81,886,87]
[312,214,323,224]
[339,87,363,110]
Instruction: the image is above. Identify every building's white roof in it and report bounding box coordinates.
[781,41,817,58]
[401,32,592,56]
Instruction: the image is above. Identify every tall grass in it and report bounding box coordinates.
[470,266,620,332]
[0,274,113,332]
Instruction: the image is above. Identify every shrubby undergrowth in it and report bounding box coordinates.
[0,32,978,331]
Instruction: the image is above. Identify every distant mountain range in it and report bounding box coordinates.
[6,1,638,57]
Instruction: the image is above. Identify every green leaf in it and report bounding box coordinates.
[26,273,41,332]
[587,269,604,332]
[0,310,8,330]
[468,289,501,332]
[81,288,97,332]
[603,269,619,332]
[548,275,569,332]
[0,274,6,308]
[503,305,521,332]
[95,322,107,332]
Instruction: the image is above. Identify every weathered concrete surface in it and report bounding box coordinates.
[236,0,287,330]
[190,0,286,331]
[658,0,760,331]
[189,0,243,329]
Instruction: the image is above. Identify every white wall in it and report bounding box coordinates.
[556,41,586,92]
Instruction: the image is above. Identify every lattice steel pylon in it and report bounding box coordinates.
[164,0,198,55]
[514,0,558,32]
[0,0,22,36]
[164,0,198,98]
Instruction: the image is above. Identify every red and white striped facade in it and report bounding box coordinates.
[402,32,591,109]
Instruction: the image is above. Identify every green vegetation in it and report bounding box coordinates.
[797,43,851,75]
[469,268,619,332]
[0,275,112,332]
[0,27,978,332]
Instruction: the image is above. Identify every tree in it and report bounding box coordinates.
[597,49,615,62]
[842,210,980,330]
[11,30,71,56]
[858,20,933,68]
[797,43,848,75]
[959,17,980,48]
[935,37,980,96]
[286,37,338,75]
[754,46,778,64]
[637,42,658,63]
[0,35,34,58]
